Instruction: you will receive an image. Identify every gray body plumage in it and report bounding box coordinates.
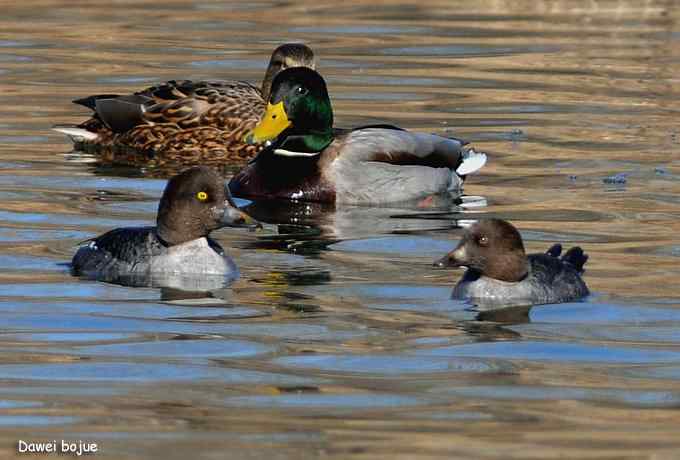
[72,227,238,284]
[229,127,486,205]
[330,128,476,204]
[452,253,589,306]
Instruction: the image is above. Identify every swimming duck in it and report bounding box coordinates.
[435,219,589,306]
[71,166,257,284]
[53,44,315,168]
[228,67,486,205]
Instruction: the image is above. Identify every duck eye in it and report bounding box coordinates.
[296,86,308,96]
[196,191,208,201]
[478,235,489,246]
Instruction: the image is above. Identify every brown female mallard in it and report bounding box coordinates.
[53,44,315,168]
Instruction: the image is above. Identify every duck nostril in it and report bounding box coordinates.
[272,114,277,119]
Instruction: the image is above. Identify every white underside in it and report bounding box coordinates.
[148,238,238,277]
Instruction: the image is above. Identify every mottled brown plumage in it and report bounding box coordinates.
[55,44,315,172]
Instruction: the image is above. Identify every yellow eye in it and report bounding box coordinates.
[196,191,208,201]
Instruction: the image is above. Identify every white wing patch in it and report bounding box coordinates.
[456,149,487,176]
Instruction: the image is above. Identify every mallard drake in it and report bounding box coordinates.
[53,44,315,168]
[228,67,487,205]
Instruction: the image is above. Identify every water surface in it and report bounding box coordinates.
[1,0,680,458]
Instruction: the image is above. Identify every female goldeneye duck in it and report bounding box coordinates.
[434,218,589,306]
[71,166,257,282]
[229,67,487,205]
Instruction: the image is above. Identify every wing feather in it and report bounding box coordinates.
[341,128,467,168]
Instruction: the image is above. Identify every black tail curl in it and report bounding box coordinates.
[563,247,588,273]
[546,243,588,273]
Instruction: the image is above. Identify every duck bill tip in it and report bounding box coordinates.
[219,205,260,229]
[433,255,451,268]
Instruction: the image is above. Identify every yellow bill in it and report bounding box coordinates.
[244,101,291,144]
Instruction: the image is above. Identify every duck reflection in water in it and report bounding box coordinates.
[241,193,487,253]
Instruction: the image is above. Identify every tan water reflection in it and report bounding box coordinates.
[1,0,680,458]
